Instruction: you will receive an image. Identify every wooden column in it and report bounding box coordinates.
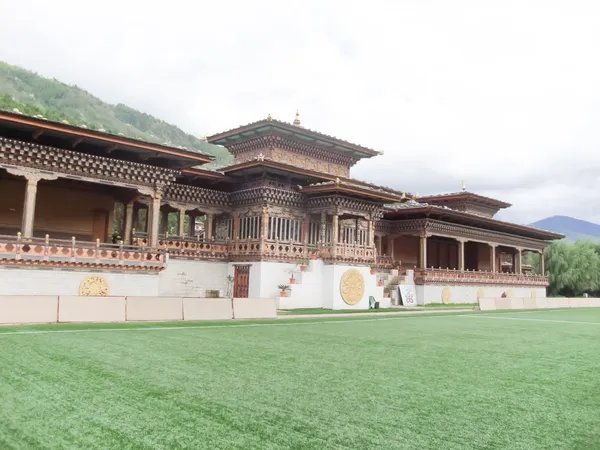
[331,214,339,256]
[319,212,326,244]
[261,208,269,240]
[457,238,465,271]
[302,215,310,245]
[148,192,161,247]
[206,213,214,240]
[233,215,240,240]
[178,208,186,237]
[419,232,428,269]
[489,244,496,272]
[516,248,522,274]
[540,248,545,275]
[21,177,40,239]
[389,237,395,261]
[124,201,134,244]
[188,214,196,237]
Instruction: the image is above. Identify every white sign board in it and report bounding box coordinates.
[399,285,417,307]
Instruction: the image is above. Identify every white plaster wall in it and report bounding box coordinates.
[277,260,324,309]
[327,264,380,310]
[159,259,228,297]
[0,267,159,296]
[416,284,547,305]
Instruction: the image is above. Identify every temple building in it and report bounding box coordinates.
[0,109,562,309]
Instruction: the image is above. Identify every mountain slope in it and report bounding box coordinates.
[530,215,600,241]
[0,61,233,167]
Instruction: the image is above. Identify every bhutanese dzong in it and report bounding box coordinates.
[0,109,562,318]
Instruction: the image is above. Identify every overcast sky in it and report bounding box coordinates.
[1,0,599,224]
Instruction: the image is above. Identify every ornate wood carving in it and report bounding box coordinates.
[0,138,178,187]
[164,183,229,209]
[340,269,365,305]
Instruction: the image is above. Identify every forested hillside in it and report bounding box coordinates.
[0,62,233,167]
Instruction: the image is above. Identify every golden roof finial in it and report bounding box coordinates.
[267,113,272,121]
[335,177,341,185]
[461,180,466,192]
[401,192,406,200]
[293,110,301,126]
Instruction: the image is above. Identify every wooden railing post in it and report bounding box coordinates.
[15,232,22,261]
[44,234,50,261]
[71,236,76,262]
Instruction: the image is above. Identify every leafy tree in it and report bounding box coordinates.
[545,240,600,297]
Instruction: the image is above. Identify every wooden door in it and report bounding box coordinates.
[91,210,109,243]
[233,265,250,298]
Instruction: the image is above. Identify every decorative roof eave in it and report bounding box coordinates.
[219,159,336,181]
[383,204,564,241]
[0,110,214,164]
[207,118,381,159]
[180,167,234,182]
[418,191,512,209]
[218,159,409,198]
[301,184,403,203]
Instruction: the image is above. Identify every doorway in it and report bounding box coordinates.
[233,265,250,298]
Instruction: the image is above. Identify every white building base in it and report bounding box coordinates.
[415,284,547,305]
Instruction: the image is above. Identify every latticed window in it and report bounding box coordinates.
[240,216,261,240]
[308,222,332,245]
[215,218,233,240]
[339,226,368,245]
[268,217,301,242]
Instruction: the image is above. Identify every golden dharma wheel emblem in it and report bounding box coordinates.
[477,288,485,299]
[531,289,537,298]
[506,289,514,298]
[79,276,110,297]
[441,287,451,304]
[340,269,365,306]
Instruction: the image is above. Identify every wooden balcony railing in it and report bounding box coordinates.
[414,268,548,286]
[0,234,166,271]
[131,233,376,265]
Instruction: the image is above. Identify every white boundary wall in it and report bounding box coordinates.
[416,284,547,305]
[0,296,275,324]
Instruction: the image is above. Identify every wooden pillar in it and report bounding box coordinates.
[389,237,395,261]
[188,214,196,237]
[332,214,339,256]
[206,213,214,240]
[367,220,374,247]
[319,212,326,244]
[21,177,40,239]
[515,248,522,274]
[233,215,240,240]
[457,238,465,271]
[540,248,545,275]
[302,215,309,245]
[148,193,161,247]
[261,208,269,240]
[159,210,168,235]
[178,208,186,237]
[124,201,134,244]
[419,232,428,269]
[489,244,496,272]
[375,235,382,256]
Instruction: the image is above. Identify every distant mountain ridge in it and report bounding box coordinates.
[0,61,234,167]
[529,215,600,241]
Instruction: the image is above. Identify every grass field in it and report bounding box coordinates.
[1,309,600,449]
[278,304,477,315]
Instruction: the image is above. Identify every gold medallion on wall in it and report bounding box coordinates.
[506,289,514,298]
[340,269,365,306]
[79,276,110,297]
[531,289,537,298]
[477,288,485,299]
[441,287,451,304]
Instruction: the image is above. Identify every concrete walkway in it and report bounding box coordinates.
[278,309,474,319]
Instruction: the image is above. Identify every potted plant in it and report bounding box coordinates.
[225,275,234,298]
[370,264,377,275]
[299,258,309,271]
[287,268,296,284]
[383,286,391,298]
[278,284,290,297]
[377,279,384,287]
[310,250,318,260]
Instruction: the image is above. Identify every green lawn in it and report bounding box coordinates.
[278,304,477,315]
[1,309,600,449]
